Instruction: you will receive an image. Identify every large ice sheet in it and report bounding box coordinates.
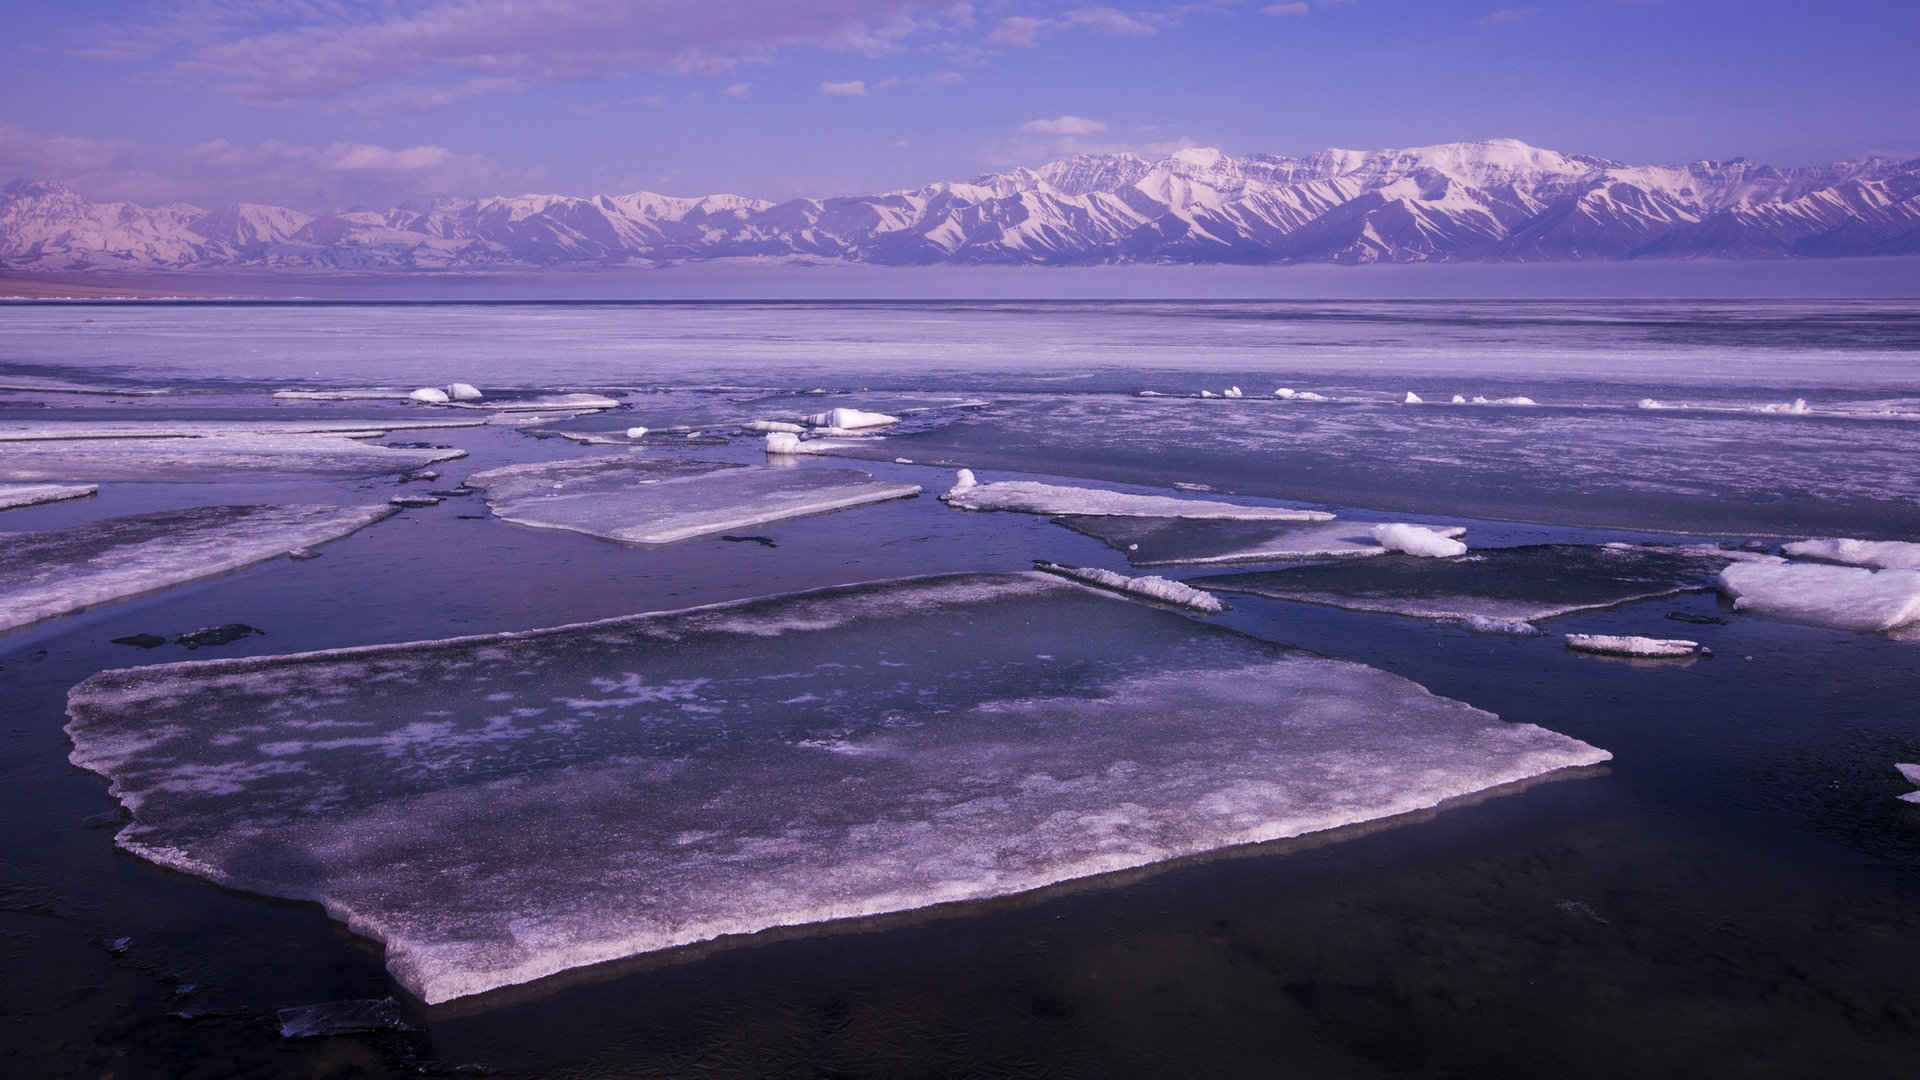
[1717,562,1920,632]
[466,455,921,544]
[1054,516,1465,567]
[0,483,97,511]
[0,432,466,483]
[66,573,1607,1006]
[0,419,480,441]
[943,478,1332,521]
[1200,544,1730,623]
[1,504,395,633]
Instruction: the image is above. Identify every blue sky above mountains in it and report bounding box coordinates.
[4,1,1915,209]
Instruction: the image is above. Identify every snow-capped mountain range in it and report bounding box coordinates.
[5,138,1917,272]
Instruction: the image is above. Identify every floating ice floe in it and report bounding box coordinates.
[1637,398,1671,410]
[1053,517,1463,568]
[409,387,450,404]
[0,418,479,442]
[1896,764,1920,804]
[941,475,1333,522]
[465,456,920,544]
[1199,543,1732,625]
[0,426,468,483]
[1716,561,1920,633]
[453,392,620,412]
[0,376,169,396]
[1033,561,1226,613]
[805,407,897,430]
[1223,387,1243,399]
[1199,390,1218,398]
[765,432,859,456]
[446,383,484,402]
[1460,615,1543,635]
[1371,523,1468,558]
[1781,538,1920,571]
[1564,634,1705,659]
[1136,390,1163,397]
[274,387,420,401]
[66,572,1607,1005]
[743,420,805,434]
[1273,388,1329,402]
[1758,398,1811,415]
[1,504,394,633]
[1403,392,1423,404]
[624,426,648,439]
[0,483,97,511]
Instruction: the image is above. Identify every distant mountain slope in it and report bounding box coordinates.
[5,139,1917,271]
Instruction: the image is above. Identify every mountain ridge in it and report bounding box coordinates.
[6,138,1919,272]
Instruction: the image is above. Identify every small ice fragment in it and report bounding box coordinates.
[105,936,132,954]
[287,547,320,560]
[1461,615,1542,635]
[175,623,264,650]
[1451,394,1467,404]
[409,387,450,404]
[1638,398,1668,410]
[1493,396,1537,406]
[1782,538,1920,571]
[1198,390,1217,399]
[1223,386,1243,399]
[1034,561,1225,614]
[1137,390,1163,397]
[1294,391,1328,402]
[390,495,442,508]
[765,432,800,454]
[446,383,484,402]
[625,426,648,439]
[743,420,804,434]
[805,408,897,430]
[1403,392,1423,404]
[1564,633,1702,658]
[943,479,1331,521]
[894,457,914,464]
[951,468,977,490]
[0,483,98,511]
[1273,388,1295,399]
[1895,762,1920,786]
[1371,523,1466,558]
[403,470,438,482]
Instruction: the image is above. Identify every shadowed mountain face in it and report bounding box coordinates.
[6,139,1919,272]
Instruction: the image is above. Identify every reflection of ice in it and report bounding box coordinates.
[1054,516,1462,567]
[68,572,1606,1006]
[0,483,97,511]
[466,456,920,544]
[1200,544,1730,624]
[1717,562,1920,633]
[2,504,395,633]
[943,477,1331,521]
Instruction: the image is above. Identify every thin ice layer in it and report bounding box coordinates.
[0,483,97,511]
[1054,516,1465,567]
[466,455,920,544]
[1199,544,1729,623]
[943,479,1332,521]
[66,573,1607,1006]
[1,504,395,633]
[0,431,466,483]
[0,419,480,441]
[1717,562,1920,632]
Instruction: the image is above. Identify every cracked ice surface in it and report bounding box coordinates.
[66,573,1606,1005]
[1,504,396,633]
[466,456,921,544]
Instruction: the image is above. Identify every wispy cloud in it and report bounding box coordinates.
[1022,115,1108,135]
[724,82,753,100]
[820,80,870,97]
[1261,3,1311,16]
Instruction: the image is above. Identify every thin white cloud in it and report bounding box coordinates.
[820,80,870,97]
[1022,115,1109,135]
[1261,3,1311,15]
[724,82,752,100]
[1063,8,1158,36]
[987,16,1049,47]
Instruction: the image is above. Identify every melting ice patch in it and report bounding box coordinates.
[1199,544,1731,624]
[1716,562,1920,633]
[466,456,920,544]
[942,477,1332,521]
[0,483,97,511]
[1054,516,1464,568]
[1782,538,1920,571]
[67,573,1607,1006]
[0,504,395,633]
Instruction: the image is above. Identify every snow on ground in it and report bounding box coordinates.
[1564,633,1704,658]
[1371,523,1468,557]
[66,572,1606,1006]
[1782,538,1920,571]
[0,504,395,633]
[1717,561,1920,633]
[942,476,1333,521]
[1033,561,1226,613]
[466,455,920,544]
[0,483,97,511]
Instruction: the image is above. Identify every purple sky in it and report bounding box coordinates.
[5,1,1916,209]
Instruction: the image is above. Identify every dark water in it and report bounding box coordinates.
[3,299,1919,1077]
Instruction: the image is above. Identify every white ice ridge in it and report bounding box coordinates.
[743,420,805,433]
[805,407,898,429]
[1273,388,1329,401]
[1403,391,1424,404]
[65,572,1608,1005]
[942,475,1333,522]
[1564,634,1703,658]
[451,393,621,412]
[1,504,395,633]
[1034,561,1226,613]
[1716,562,1920,633]
[764,432,861,456]
[465,456,920,544]
[1371,523,1468,558]
[1782,538,1920,571]
[0,429,467,483]
[0,483,97,511]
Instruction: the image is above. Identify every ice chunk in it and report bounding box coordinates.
[1451,394,1468,404]
[1199,390,1217,398]
[1461,615,1543,635]
[1782,538,1920,571]
[66,573,1607,1005]
[1054,516,1462,568]
[1564,634,1703,658]
[1371,523,1468,558]
[1200,543,1731,624]
[942,478,1333,521]
[951,468,977,491]
[805,408,897,430]
[1403,392,1423,404]
[446,382,484,402]
[455,392,620,412]
[0,483,97,511]
[1223,386,1243,399]
[625,426,648,439]
[465,456,920,544]
[1034,561,1226,613]
[1759,398,1810,414]
[743,420,805,434]
[1137,390,1163,397]
[277,998,414,1038]
[0,504,394,633]
[1274,388,1296,399]
[409,387,450,404]
[0,431,465,483]
[1716,562,1920,632]
[763,432,853,456]
[1294,391,1329,402]
[1898,763,1920,786]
